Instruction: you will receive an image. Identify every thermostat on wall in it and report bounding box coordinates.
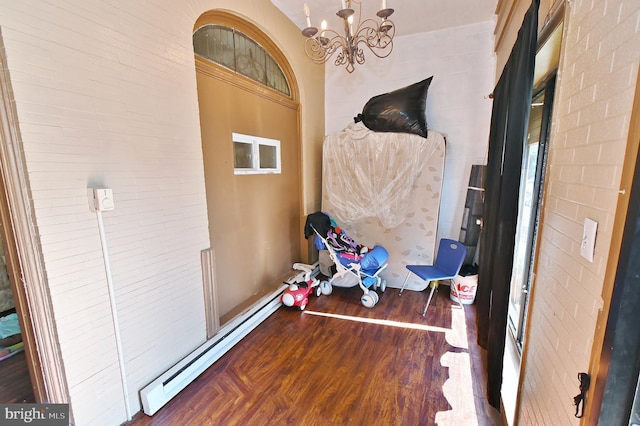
[88,188,115,212]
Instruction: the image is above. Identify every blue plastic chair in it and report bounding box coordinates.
[398,239,467,316]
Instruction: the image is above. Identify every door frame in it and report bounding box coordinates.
[0,33,69,403]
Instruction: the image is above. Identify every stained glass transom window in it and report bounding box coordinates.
[194,25,290,97]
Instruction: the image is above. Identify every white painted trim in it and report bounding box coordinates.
[232,132,281,174]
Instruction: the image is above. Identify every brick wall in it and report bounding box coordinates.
[518,0,640,424]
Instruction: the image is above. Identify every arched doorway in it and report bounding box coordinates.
[193,11,302,323]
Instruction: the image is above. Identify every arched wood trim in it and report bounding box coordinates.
[194,57,297,110]
[193,10,300,106]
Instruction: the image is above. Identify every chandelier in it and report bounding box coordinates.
[301,0,395,73]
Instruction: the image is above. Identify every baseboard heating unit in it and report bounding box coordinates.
[140,263,318,416]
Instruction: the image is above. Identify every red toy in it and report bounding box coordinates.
[281,277,321,311]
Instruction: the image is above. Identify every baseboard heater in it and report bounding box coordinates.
[140,263,318,416]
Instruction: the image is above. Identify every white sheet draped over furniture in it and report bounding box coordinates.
[322,122,446,290]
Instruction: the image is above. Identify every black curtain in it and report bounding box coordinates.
[475,0,539,409]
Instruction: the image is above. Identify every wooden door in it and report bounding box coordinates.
[196,64,301,319]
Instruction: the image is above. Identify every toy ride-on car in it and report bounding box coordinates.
[281,262,329,311]
[281,277,321,311]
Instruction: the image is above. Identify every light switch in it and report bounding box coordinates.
[580,218,597,262]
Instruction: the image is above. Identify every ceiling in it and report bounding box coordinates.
[270,0,497,38]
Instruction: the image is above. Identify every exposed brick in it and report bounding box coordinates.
[519,0,640,424]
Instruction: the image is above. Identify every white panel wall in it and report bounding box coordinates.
[518,0,640,424]
[0,0,210,423]
[0,0,325,424]
[324,21,496,241]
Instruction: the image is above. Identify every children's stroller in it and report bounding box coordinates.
[305,212,389,308]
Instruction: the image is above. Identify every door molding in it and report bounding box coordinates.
[0,34,70,404]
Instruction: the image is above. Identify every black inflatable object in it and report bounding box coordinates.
[357,77,432,138]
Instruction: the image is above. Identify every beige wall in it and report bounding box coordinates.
[494,0,640,424]
[0,0,324,423]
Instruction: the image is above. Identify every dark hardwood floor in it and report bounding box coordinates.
[128,284,503,426]
[0,350,35,403]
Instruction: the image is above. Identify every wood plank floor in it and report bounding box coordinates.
[0,350,35,403]
[128,285,504,426]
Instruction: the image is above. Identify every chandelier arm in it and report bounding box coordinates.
[354,47,366,65]
[317,27,348,41]
[334,50,349,67]
[304,30,348,65]
[352,19,395,59]
[352,19,395,44]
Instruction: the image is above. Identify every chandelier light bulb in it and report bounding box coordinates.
[304,3,311,28]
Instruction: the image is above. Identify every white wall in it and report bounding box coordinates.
[0,1,210,422]
[324,21,496,242]
[0,1,211,422]
[518,0,640,424]
[0,0,324,424]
